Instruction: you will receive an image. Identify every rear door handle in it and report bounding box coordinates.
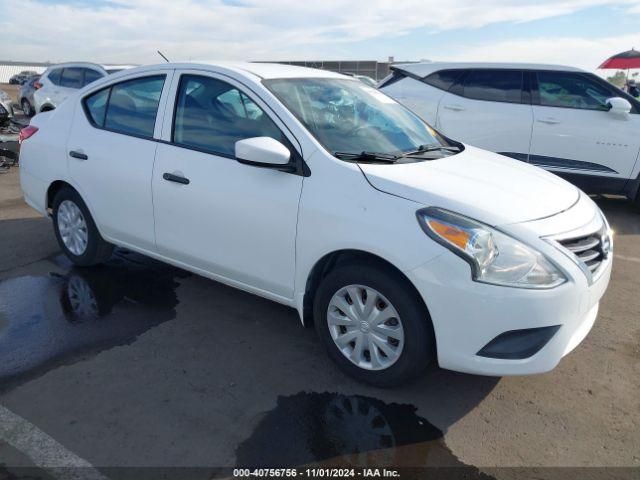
[443,104,465,112]
[69,150,88,160]
[537,117,560,125]
[163,172,190,185]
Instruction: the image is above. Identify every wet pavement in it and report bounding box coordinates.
[0,251,186,390]
[0,190,638,478]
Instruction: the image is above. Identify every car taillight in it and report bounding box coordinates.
[34,81,42,89]
[19,125,39,144]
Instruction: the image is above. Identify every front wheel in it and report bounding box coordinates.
[314,262,435,387]
[52,187,113,266]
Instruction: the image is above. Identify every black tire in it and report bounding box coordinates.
[21,99,33,116]
[313,261,435,387]
[52,187,113,266]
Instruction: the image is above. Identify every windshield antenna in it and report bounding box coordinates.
[157,50,170,63]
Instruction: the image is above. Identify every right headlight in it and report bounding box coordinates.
[417,207,566,289]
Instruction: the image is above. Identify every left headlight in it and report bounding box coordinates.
[417,207,566,289]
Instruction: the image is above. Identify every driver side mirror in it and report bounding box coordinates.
[606,97,632,115]
[235,137,294,172]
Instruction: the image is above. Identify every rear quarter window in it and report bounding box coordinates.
[423,69,467,91]
[47,69,62,86]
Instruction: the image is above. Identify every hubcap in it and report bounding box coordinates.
[57,200,88,256]
[327,285,404,371]
[66,275,99,319]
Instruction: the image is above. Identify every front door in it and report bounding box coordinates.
[529,70,640,191]
[152,71,303,299]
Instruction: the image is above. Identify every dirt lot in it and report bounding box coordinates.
[0,167,638,479]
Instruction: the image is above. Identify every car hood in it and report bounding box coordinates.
[359,145,580,226]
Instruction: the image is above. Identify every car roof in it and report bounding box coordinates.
[121,61,348,80]
[45,62,108,72]
[392,62,585,77]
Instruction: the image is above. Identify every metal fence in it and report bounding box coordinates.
[0,61,51,83]
[260,60,407,80]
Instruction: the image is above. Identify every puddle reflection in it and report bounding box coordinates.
[236,392,494,476]
[0,251,186,386]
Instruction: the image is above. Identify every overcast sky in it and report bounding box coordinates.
[0,0,639,73]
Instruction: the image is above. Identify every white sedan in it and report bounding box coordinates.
[19,62,612,386]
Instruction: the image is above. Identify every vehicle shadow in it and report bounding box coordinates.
[593,195,639,235]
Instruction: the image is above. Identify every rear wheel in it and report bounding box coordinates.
[314,262,434,387]
[21,99,33,116]
[52,187,113,266]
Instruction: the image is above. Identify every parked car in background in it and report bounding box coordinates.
[20,62,612,386]
[19,75,40,116]
[380,62,640,205]
[0,89,14,119]
[9,70,39,85]
[33,62,133,113]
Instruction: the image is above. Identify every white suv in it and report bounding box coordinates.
[33,62,132,113]
[380,62,640,205]
[19,62,612,386]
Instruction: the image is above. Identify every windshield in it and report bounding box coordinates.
[264,78,451,157]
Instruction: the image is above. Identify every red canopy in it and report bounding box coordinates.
[599,49,640,69]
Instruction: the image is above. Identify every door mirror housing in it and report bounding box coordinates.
[235,137,291,168]
[606,97,632,115]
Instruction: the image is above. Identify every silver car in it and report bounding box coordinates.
[18,75,40,116]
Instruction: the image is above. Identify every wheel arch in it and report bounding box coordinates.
[302,249,435,340]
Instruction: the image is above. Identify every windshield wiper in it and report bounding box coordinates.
[333,151,400,163]
[403,144,462,156]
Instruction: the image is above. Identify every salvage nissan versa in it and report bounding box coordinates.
[19,62,612,386]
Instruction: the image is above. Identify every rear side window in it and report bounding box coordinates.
[172,75,283,157]
[423,69,466,91]
[48,69,62,86]
[83,69,102,87]
[461,69,523,104]
[60,68,85,89]
[83,75,165,138]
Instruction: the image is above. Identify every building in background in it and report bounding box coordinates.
[261,57,418,80]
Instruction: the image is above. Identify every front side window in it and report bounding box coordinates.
[83,75,165,138]
[173,75,283,157]
[536,71,616,111]
[60,68,84,89]
[265,78,449,156]
[461,69,523,103]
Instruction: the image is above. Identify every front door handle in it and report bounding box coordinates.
[69,150,88,160]
[537,117,560,125]
[163,172,190,185]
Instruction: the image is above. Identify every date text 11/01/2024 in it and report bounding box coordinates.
[233,468,401,477]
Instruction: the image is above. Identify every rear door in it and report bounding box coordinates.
[436,69,533,160]
[67,71,173,251]
[529,70,640,191]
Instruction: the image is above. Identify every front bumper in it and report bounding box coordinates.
[405,196,612,376]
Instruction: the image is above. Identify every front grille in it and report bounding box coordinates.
[557,228,609,274]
